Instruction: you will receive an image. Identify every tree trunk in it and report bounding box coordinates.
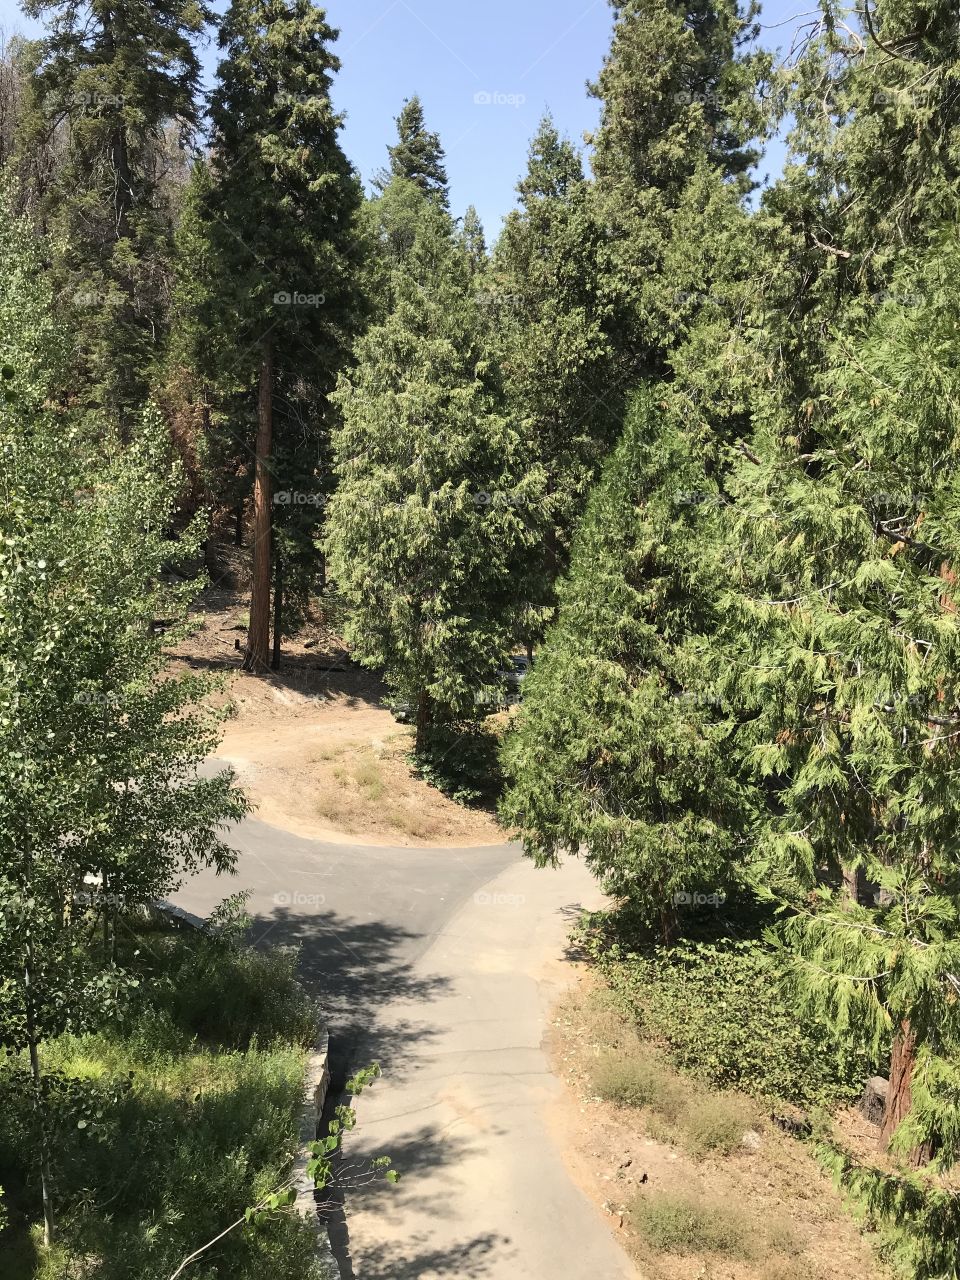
[415,691,433,754]
[271,555,283,670]
[103,8,132,241]
[880,1019,934,1165]
[24,944,54,1245]
[243,344,273,674]
[843,864,868,906]
[234,501,244,547]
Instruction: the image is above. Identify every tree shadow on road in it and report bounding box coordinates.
[243,903,449,1082]
[335,1230,512,1279]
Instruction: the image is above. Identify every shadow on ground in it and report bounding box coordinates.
[242,903,449,1081]
[335,1230,512,1279]
[172,649,389,713]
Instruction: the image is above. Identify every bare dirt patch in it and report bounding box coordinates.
[164,553,506,847]
[546,972,889,1280]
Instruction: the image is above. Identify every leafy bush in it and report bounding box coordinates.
[592,933,875,1109]
[410,722,503,806]
[0,921,329,1280]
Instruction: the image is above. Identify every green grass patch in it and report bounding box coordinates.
[0,916,328,1280]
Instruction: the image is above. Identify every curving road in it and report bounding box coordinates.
[176,809,635,1280]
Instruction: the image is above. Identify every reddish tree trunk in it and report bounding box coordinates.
[843,864,866,906]
[243,344,273,674]
[880,1019,934,1166]
[271,554,283,670]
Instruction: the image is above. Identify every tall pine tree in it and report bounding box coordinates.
[373,94,449,209]
[19,0,209,428]
[326,183,540,748]
[175,0,365,672]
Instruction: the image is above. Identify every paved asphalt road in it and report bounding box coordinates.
[176,807,636,1280]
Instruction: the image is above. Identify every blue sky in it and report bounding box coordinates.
[0,0,809,240]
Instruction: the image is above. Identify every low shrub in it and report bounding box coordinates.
[590,1045,755,1158]
[593,933,875,1109]
[592,1048,685,1116]
[629,1191,756,1258]
[683,1092,756,1158]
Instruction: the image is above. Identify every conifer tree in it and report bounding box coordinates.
[374,94,449,208]
[720,236,960,1171]
[179,0,365,672]
[326,184,540,749]
[459,204,487,277]
[587,0,766,381]
[19,0,209,428]
[501,389,755,938]
[491,114,625,636]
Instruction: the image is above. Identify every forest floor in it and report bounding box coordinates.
[547,972,891,1280]
[165,542,505,847]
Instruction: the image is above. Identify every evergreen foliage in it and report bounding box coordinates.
[19,0,209,427]
[326,183,541,748]
[374,94,450,208]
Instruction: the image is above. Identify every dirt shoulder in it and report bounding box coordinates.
[545,971,889,1280]
[165,571,507,848]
